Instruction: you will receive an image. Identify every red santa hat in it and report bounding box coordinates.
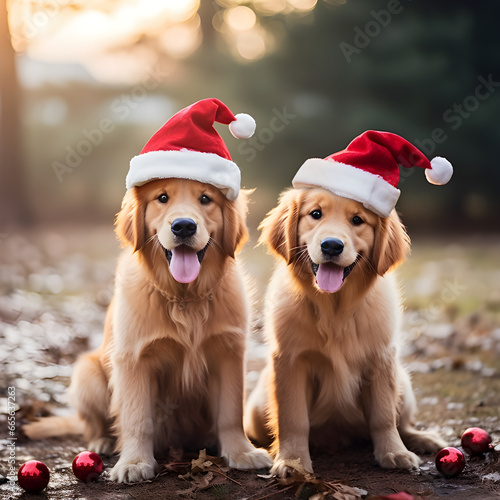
[292,130,453,217]
[126,98,256,200]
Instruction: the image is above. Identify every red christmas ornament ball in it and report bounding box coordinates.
[435,447,465,477]
[461,427,492,456]
[378,493,415,500]
[72,451,103,482]
[17,460,50,493]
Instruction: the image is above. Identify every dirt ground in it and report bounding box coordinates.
[1,435,500,499]
[1,228,500,499]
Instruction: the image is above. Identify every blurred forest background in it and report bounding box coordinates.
[1,0,500,232]
[2,3,500,497]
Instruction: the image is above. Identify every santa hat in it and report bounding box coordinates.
[126,98,256,200]
[292,130,453,218]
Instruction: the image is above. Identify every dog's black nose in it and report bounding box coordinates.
[321,238,344,256]
[171,218,197,238]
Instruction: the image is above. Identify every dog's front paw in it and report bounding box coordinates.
[110,456,159,483]
[226,446,273,470]
[377,449,421,470]
[270,456,314,478]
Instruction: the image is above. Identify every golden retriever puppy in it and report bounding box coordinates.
[244,187,445,477]
[26,178,272,482]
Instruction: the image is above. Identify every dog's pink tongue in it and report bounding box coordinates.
[316,263,344,293]
[169,246,200,283]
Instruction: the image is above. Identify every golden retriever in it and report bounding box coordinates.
[24,178,272,482]
[244,187,445,477]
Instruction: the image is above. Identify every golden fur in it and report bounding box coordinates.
[244,188,445,477]
[24,178,272,482]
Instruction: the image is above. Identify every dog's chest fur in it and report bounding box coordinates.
[115,266,246,395]
[276,275,400,427]
[164,300,212,390]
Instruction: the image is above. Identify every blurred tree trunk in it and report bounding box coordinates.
[0,0,33,228]
[198,0,216,47]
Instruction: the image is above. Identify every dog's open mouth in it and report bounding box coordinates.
[164,242,210,284]
[311,256,358,293]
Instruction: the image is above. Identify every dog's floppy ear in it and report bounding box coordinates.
[259,189,302,265]
[371,210,411,276]
[222,190,250,259]
[115,187,146,252]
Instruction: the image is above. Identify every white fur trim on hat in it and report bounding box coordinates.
[292,158,400,218]
[126,149,241,200]
[229,113,256,139]
[426,156,453,185]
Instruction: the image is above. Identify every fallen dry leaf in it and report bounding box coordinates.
[172,449,235,496]
[190,448,209,471]
[256,460,366,500]
[329,482,368,500]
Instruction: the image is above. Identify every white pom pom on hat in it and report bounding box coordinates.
[426,156,454,185]
[229,113,256,139]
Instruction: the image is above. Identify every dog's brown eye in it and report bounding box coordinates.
[310,210,322,220]
[200,195,212,205]
[352,215,364,225]
[158,194,168,204]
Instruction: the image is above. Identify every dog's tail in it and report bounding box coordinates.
[23,415,84,440]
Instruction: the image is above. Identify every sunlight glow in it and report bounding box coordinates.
[159,15,202,59]
[287,0,318,11]
[215,0,247,7]
[8,0,202,82]
[252,0,287,16]
[225,6,256,31]
[235,30,266,60]
[136,0,199,24]
[6,0,315,80]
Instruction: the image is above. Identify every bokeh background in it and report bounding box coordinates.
[1,1,500,497]
[2,0,500,231]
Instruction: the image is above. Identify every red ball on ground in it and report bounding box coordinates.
[17,460,50,493]
[378,493,415,499]
[435,447,465,477]
[72,451,103,482]
[461,427,492,456]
